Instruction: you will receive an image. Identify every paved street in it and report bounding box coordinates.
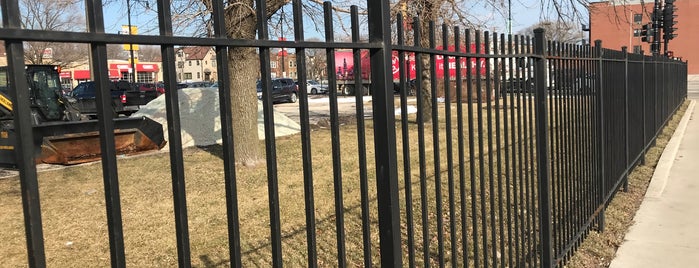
[688,75,699,100]
[609,77,699,267]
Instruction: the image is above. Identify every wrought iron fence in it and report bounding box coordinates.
[0,0,687,267]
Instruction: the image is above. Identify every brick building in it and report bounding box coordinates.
[589,0,699,74]
[270,50,298,79]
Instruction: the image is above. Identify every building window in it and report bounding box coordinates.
[633,45,642,54]
[633,29,641,37]
[197,72,201,79]
[212,60,216,67]
[634,13,642,24]
[197,60,200,66]
[289,60,296,68]
[136,72,153,83]
[184,73,192,80]
[188,61,192,66]
[271,61,277,68]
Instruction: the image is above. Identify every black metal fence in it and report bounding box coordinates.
[0,0,687,267]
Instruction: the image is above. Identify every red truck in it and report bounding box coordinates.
[333,45,487,95]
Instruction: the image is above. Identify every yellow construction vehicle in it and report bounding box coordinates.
[0,65,165,167]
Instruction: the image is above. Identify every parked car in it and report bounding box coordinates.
[575,73,596,94]
[133,82,165,95]
[67,80,159,118]
[257,78,298,103]
[502,77,535,93]
[177,81,214,89]
[304,80,328,94]
[393,79,418,96]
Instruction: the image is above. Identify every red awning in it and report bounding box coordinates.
[136,64,159,72]
[59,71,71,79]
[109,63,131,71]
[73,70,91,80]
[109,69,121,78]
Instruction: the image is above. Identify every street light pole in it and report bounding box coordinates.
[126,0,136,82]
[508,0,512,35]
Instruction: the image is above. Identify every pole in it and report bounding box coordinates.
[508,0,512,35]
[126,0,136,82]
[652,0,661,56]
[533,28,553,268]
[280,8,285,77]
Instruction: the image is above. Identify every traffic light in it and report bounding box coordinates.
[640,23,653,43]
[663,0,678,40]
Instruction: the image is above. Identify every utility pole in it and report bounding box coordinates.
[508,0,512,35]
[126,0,136,82]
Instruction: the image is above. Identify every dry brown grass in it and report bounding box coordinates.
[0,98,688,267]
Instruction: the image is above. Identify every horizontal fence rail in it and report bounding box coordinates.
[0,0,687,267]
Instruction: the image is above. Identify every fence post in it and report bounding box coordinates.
[641,50,646,165]
[533,28,553,268]
[367,1,402,267]
[622,46,629,192]
[653,54,658,147]
[1,1,47,266]
[595,40,605,232]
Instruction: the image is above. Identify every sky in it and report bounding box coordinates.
[101,0,588,40]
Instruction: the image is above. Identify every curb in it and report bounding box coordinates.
[644,99,695,198]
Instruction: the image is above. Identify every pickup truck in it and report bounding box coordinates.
[66,80,158,118]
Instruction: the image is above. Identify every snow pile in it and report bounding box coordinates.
[133,87,301,149]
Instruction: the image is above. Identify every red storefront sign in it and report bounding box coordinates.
[109,63,159,72]
[59,71,71,79]
[136,64,159,72]
[110,64,131,72]
[73,70,91,80]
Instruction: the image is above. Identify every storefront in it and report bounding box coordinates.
[109,63,159,83]
[59,71,72,91]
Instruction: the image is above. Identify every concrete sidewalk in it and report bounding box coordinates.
[609,98,699,267]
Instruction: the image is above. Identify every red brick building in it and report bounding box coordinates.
[589,0,699,74]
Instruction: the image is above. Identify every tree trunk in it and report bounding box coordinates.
[228,46,262,166]
[218,0,286,166]
[419,54,433,123]
[226,6,262,166]
[416,1,438,123]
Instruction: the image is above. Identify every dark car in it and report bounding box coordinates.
[392,79,417,96]
[177,81,214,89]
[256,78,298,103]
[133,82,165,95]
[67,80,158,118]
[67,81,131,117]
[502,77,535,93]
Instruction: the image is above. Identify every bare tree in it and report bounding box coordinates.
[139,45,162,62]
[20,0,86,66]
[519,20,584,43]
[305,38,326,82]
[170,0,589,165]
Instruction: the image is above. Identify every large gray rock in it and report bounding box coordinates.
[133,87,301,149]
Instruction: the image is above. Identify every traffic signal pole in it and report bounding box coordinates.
[662,0,678,57]
[652,0,661,56]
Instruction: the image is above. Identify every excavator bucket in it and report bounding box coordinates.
[0,116,165,167]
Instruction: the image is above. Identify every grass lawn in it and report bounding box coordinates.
[0,98,687,267]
